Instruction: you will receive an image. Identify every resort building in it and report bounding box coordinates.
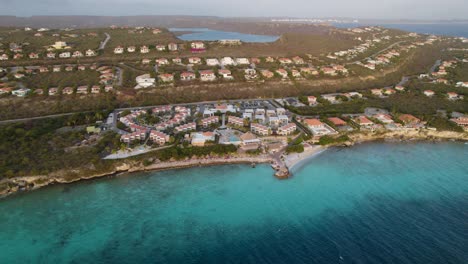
[277,123,297,136]
[251,123,271,136]
[201,116,219,127]
[228,116,245,127]
[149,131,170,145]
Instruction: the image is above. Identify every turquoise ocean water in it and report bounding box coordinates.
[0,142,467,263]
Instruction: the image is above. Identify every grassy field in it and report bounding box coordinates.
[22,70,101,89]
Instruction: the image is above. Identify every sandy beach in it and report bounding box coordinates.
[284,144,327,170]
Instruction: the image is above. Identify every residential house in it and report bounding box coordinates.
[135,74,156,89]
[424,90,435,97]
[398,114,421,127]
[85,49,96,57]
[180,71,196,81]
[1,54,10,60]
[77,65,86,71]
[62,87,74,95]
[219,69,233,80]
[450,116,468,130]
[292,56,305,64]
[155,44,166,51]
[221,57,235,66]
[91,85,101,94]
[29,53,39,59]
[261,70,274,79]
[354,116,374,128]
[114,46,124,54]
[39,66,49,73]
[76,86,88,94]
[53,65,61,72]
[12,88,31,97]
[308,96,317,105]
[48,87,59,95]
[168,43,178,51]
[46,52,56,59]
[104,86,114,92]
[206,58,219,66]
[276,69,288,79]
[371,88,383,96]
[127,46,136,53]
[159,73,174,82]
[322,67,337,76]
[191,42,205,50]
[155,58,169,66]
[236,58,250,65]
[200,70,216,82]
[72,51,83,58]
[59,52,71,58]
[447,92,461,100]
[140,46,150,53]
[172,57,182,64]
[188,57,202,64]
[374,114,394,124]
[142,58,151,64]
[278,58,293,64]
[328,117,347,127]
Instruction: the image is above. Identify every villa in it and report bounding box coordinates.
[307,96,317,105]
[328,117,347,127]
[200,70,216,82]
[91,86,101,94]
[59,52,71,58]
[12,88,31,97]
[206,58,219,66]
[447,92,461,100]
[276,69,288,78]
[72,51,83,58]
[140,46,150,53]
[354,116,374,128]
[218,69,233,80]
[29,53,39,59]
[48,87,59,96]
[168,43,178,51]
[221,57,235,66]
[85,49,96,56]
[135,74,156,89]
[62,87,74,95]
[188,57,202,64]
[156,45,166,51]
[236,58,250,65]
[374,114,394,124]
[114,46,124,54]
[181,72,196,81]
[76,86,88,94]
[156,58,169,66]
[424,90,435,97]
[127,46,136,53]
[261,70,274,79]
[159,73,174,82]
[450,116,468,130]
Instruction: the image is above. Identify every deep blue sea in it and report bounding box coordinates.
[334,23,468,38]
[170,27,279,42]
[1,142,467,263]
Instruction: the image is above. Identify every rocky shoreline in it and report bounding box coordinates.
[0,129,466,199]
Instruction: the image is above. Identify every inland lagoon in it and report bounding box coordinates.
[0,142,467,263]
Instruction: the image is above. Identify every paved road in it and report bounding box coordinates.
[99,33,111,50]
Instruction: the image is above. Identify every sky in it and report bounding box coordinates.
[0,0,467,20]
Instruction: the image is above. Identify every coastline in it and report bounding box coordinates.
[0,129,467,199]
